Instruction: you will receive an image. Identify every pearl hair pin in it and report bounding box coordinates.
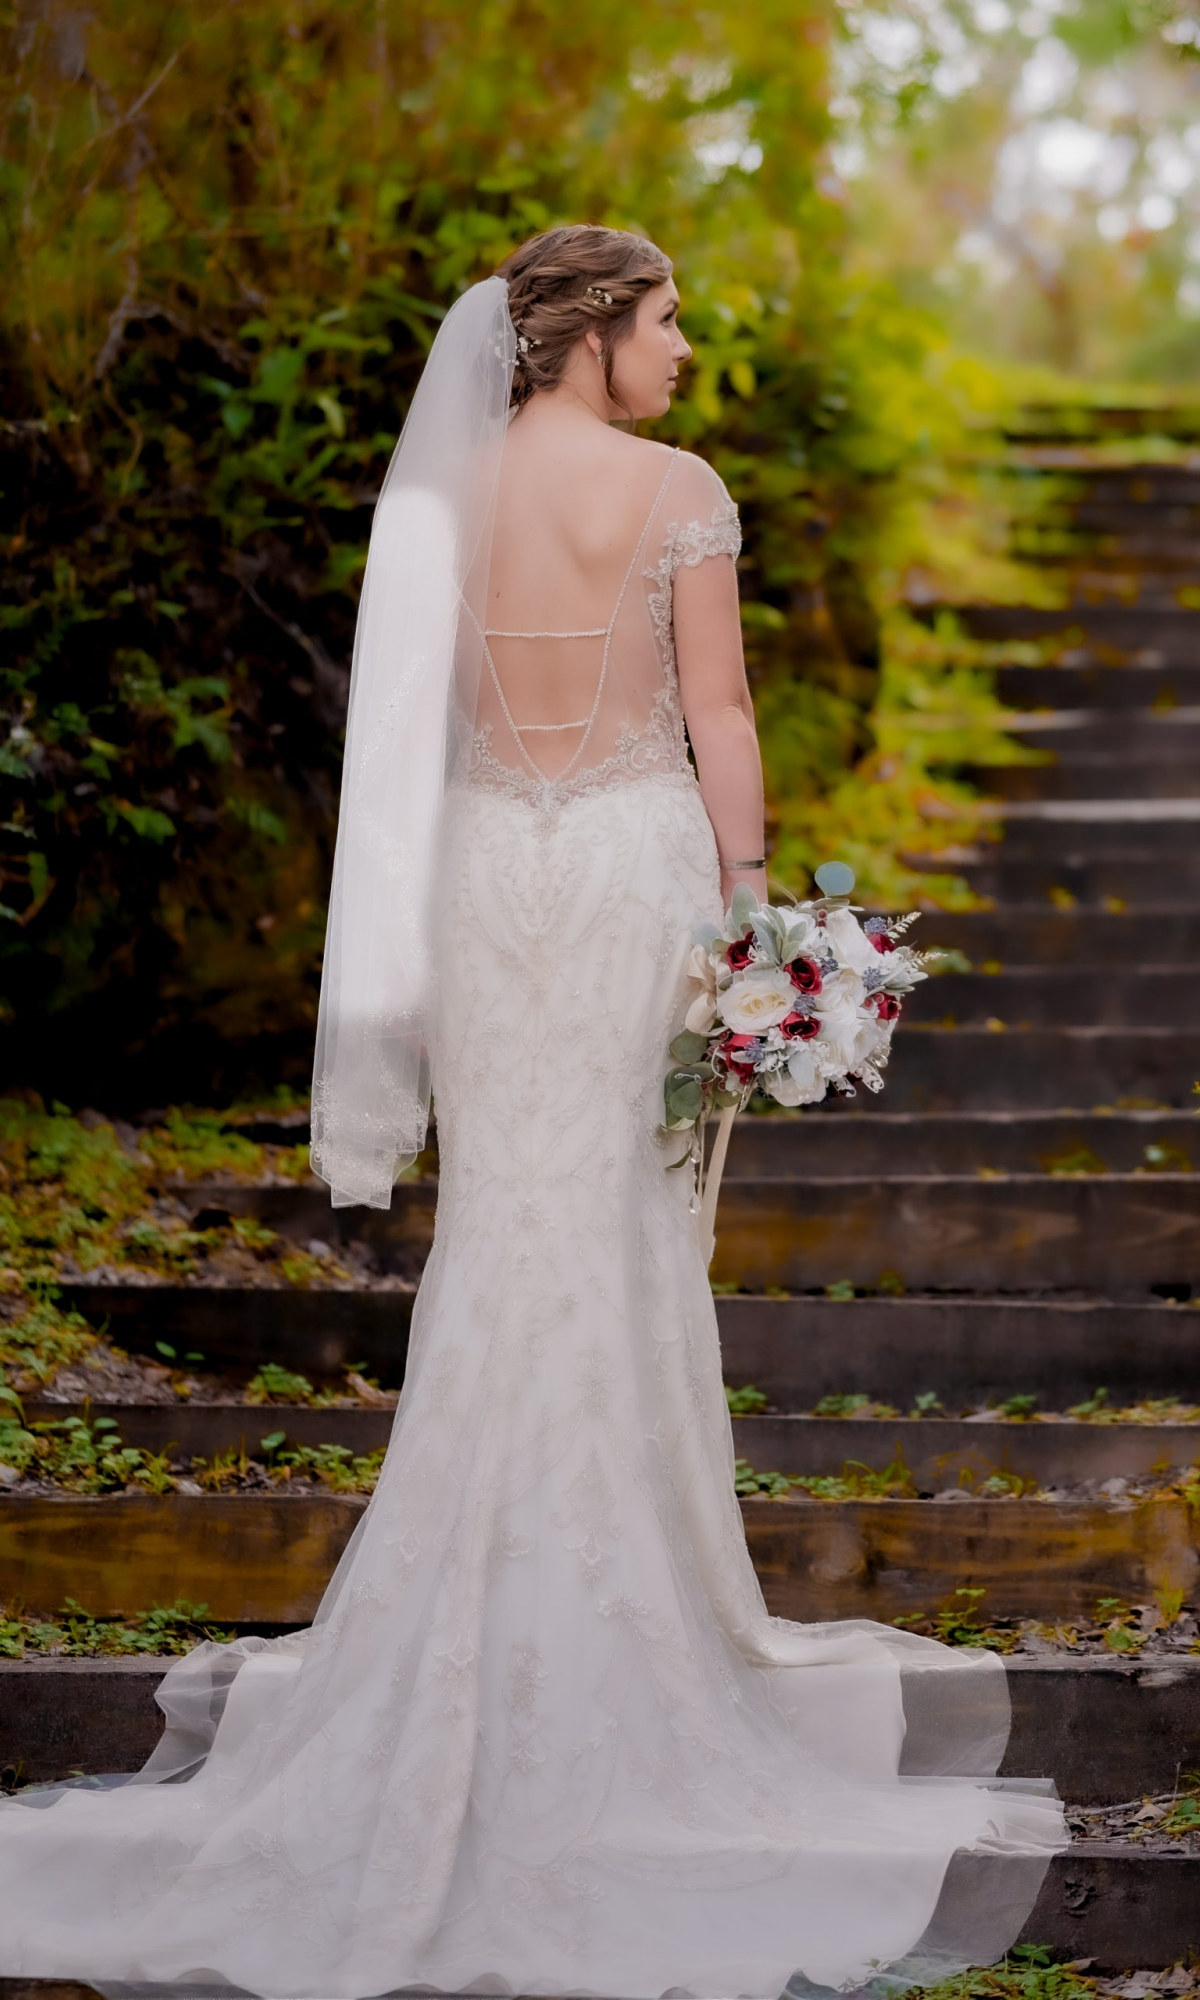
[586,285,614,305]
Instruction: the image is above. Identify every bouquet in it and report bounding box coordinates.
[663,863,932,1258]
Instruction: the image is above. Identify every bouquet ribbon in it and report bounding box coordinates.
[697,1101,738,1268]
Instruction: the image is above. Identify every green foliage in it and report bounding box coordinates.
[246,1362,318,1404]
[895,1942,1099,2000]
[734,1452,917,1499]
[2,0,1014,1094]
[0,1400,176,1494]
[0,1298,100,1392]
[724,1382,768,1416]
[0,1597,234,1660]
[0,1097,343,1356]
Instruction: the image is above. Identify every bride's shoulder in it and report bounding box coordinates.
[616,437,733,506]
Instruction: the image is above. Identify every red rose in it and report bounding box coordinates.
[726,935,755,971]
[780,1011,820,1041]
[872,992,901,1022]
[718,1031,759,1080]
[869,931,895,955]
[788,955,823,995]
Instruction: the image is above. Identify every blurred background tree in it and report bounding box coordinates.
[836,0,1200,382]
[2,0,1196,1106]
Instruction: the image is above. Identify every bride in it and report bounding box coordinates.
[0,223,1066,2000]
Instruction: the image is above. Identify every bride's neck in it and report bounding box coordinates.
[515,375,619,432]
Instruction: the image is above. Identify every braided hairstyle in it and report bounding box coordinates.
[495,224,673,416]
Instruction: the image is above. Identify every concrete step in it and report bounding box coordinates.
[971,758,1200,802]
[919,905,1200,962]
[107,1147,1200,1280]
[925,851,1200,905]
[54,1287,1198,1404]
[724,1108,1197,1177]
[732,1412,1200,1487]
[881,1027,1199,1113]
[711,1174,1200,1292]
[58,1280,416,1385]
[997,661,1200,708]
[717,1296,1200,1409]
[1008,709,1200,761]
[907,965,1193,1028]
[4,1653,1195,1807]
[1008,463,1200,501]
[957,607,1200,662]
[20,1398,1199,1492]
[3,1490,1191,1625]
[980,799,1200,857]
[0,1856,1190,1980]
[1025,1847,1200,1967]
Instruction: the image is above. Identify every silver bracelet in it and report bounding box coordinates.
[721,855,767,870]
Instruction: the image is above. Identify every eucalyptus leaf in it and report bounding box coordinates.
[666,1076,704,1122]
[815,860,856,898]
[669,1029,710,1063]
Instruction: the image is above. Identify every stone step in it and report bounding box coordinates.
[121,1150,1200,1276]
[878,1028,1198,1112]
[58,1281,411,1382]
[907,965,1193,1028]
[927,851,1200,905]
[0,1860,1190,1983]
[1025,1848,1200,1967]
[1,1491,1192,1626]
[1023,503,1200,540]
[955,604,1200,658]
[711,1174,1200,1292]
[919,905,1200,962]
[724,1107,1196,1177]
[0,1850,1191,1982]
[971,758,1200,802]
[1008,709,1200,761]
[3,1653,1195,1808]
[732,1412,1200,1487]
[20,1398,1199,1492]
[1008,463,1200,501]
[997,661,1200,708]
[55,1287,1198,1404]
[717,1296,1200,1408]
[981,800,1200,857]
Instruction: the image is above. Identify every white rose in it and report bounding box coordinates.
[682,942,719,1033]
[767,1042,826,1106]
[717,967,798,1035]
[684,991,718,1034]
[812,987,864,1070]
[821,907,877,975]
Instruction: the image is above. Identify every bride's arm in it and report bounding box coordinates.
[673,550,768,909]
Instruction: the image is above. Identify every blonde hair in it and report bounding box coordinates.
[495,224,673,415]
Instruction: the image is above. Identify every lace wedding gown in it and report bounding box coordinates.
[0,443,1067,1999]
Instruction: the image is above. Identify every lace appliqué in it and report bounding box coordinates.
[644,495,742,676]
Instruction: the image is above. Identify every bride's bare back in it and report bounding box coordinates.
[468,418,742,797]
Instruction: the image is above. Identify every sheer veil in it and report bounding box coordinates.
[309,276,516,1208]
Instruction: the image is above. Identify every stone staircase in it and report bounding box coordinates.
[2,414,1200,1984]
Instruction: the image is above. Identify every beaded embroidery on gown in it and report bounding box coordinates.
[0,444,1067,2000]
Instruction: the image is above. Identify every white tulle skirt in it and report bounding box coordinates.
[0,774,1067,1999]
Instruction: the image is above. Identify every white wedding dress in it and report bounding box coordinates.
[0,443,1067,1999]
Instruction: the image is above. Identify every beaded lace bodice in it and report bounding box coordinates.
[467,446,742,811]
